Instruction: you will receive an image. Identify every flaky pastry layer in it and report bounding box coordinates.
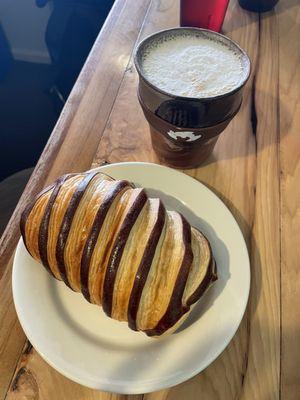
[20,170,217,336]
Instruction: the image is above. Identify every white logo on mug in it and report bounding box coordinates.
[167,130,202,142]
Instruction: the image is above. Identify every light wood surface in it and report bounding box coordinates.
[278,2,300,399]
[0,0,299,399]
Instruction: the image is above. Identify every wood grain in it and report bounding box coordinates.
[6,341,140,400]
[0,259,24,400]
[1,0,300,399]
[278,2,300,399]
[240,8,281,400]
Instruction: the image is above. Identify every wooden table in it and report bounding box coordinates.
[0,0,299,399]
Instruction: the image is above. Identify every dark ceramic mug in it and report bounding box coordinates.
[138,91,241,169]
[134,27,251,167]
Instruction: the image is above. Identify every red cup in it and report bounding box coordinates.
[180,0,230,32]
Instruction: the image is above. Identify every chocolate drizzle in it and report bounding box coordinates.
[80,180,130,302]
[144,214,193,336]
[127,200,166,330]
[102,190,148,316]
[56,171,99,288]
[212,258,218,281]
[186,256,217,307]
[20,182,55,254]
[38,175,70,277]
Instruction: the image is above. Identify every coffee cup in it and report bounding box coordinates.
[134,27,251,168]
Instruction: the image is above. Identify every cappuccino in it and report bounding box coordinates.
[141,34,245,98]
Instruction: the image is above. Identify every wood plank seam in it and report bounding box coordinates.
[264,9,281,399]
[91,0,155,168]
[235,9,280,399]
[276,10,282,400]
[248,9,280,399]
[236,51,258,400]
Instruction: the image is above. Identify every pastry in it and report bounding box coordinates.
[20,169,217,336]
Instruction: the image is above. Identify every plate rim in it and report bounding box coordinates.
[13,161,251,394]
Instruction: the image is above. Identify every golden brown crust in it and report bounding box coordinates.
[136,212,186,331]
[21,170,217,336]
[112,198,160,321]
[25,191,51,262]
[64,174,113,291]
[47,175,84,280]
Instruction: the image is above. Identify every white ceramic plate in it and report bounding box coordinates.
[13,162,250,394]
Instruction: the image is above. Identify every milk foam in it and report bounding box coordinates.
[141,34,245,98]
